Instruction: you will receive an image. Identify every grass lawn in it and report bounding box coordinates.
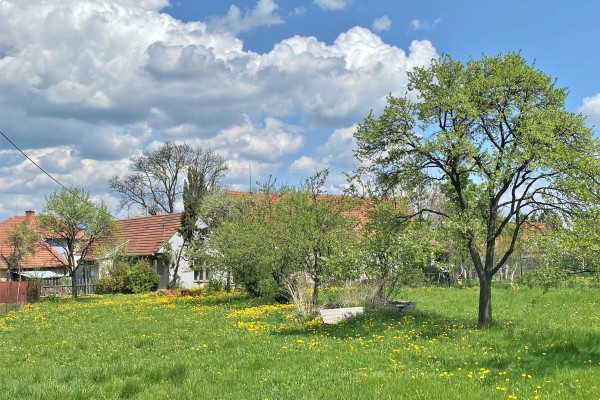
[0,286,599,399]
[0,302,21,317]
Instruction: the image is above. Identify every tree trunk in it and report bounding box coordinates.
[16,267,21,302]
[311,249,321,308]
[311,275,320,308]
[168,249,184,289]
[71,271,78,300]
[477,273,492,327]
[169,265,179,289]
[374,279,385,305]
[467,238,493,328]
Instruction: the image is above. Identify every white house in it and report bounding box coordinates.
[103,213,207,289]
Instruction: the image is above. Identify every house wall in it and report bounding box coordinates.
[47,239,69,260]
[161,232,197,289]
[75,264,99,281]
[152,257,170,289]
[93,221,212,290]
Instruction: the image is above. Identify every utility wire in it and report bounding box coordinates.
[0,129,117,220]
[0,129,70,191]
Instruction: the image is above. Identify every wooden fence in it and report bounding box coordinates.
[1,279,97,303]
[41,279,97,297]
[0,281,28,304]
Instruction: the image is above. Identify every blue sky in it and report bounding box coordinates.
[0,0,598,221]
[165,0,599,106]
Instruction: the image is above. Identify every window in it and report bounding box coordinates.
[194,268,209,281]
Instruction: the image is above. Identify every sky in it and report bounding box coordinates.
[0,0,599,221]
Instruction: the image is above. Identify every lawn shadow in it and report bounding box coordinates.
[273,307,477,340]
[180,293,266,308]
[272,306,600,376]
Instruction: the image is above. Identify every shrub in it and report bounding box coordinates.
[519,265,571,292]
[206,278,223,293]
[96,258,160,294]
[26,278,42,302]
[179,288,203,297]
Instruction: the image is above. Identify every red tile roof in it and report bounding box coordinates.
[225,191,411,231]
[0,212,67,270]
[114,213,182,256]
[226,191,372,227]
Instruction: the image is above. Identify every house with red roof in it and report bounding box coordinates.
[99,191,364,289]
[96,213,207,289]
[0,211,68,281]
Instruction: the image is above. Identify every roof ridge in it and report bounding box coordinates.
[117,212,182,222]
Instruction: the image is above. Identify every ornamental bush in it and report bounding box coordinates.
[96,258,160,294]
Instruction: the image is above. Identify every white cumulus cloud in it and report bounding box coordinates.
[289,156,319,174]
[411,17,442,31]
[373,15,392,32]
[0,0,438,220]
[289,125,358,183]
[208,0,284,34]
[292,7,307,16]
[314,0,349,10]
[580,93,600,128]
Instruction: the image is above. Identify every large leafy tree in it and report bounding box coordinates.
[109,142,228,215]
[189,190,249,291]
[38,187,117,299]
[274,171,358,311]
[354,53,597,327]
[204,183,280,299]
[204,173,358,314]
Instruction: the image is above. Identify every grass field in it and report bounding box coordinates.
[0,302,22,317]
[0,286,599,399]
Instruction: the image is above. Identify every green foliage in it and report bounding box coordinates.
[535,211,600,274]
[185,190,248,282]
[520,265,571,292]
[205,278,223,293]
[180,149,229,242]
[38,187,117,299]
[203,172,359,312]
[0,222,40,279]
[357,201,436,303]
[96,258,160,294]
[354,52,598,326]
[180,166,207,243]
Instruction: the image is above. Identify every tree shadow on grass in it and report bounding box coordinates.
[272,307,600,375]
[273,308,476,340]
[183,293,264,307]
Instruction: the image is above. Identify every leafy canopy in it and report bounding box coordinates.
[39,187,117,298]
[354,52,597,326]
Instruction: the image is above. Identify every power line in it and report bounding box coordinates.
[0,129,117,220]
[0,130,70,191]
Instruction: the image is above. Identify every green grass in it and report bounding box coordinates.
[0,302,22,317]
[1,286,599,399]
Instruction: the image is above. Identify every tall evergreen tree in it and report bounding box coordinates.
[180,167,208,242]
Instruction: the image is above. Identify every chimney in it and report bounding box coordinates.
[25,210,35,223]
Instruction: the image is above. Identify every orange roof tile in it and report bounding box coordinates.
[226,190,373,227]
[115,213,182,256]
[0,213,67,270]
